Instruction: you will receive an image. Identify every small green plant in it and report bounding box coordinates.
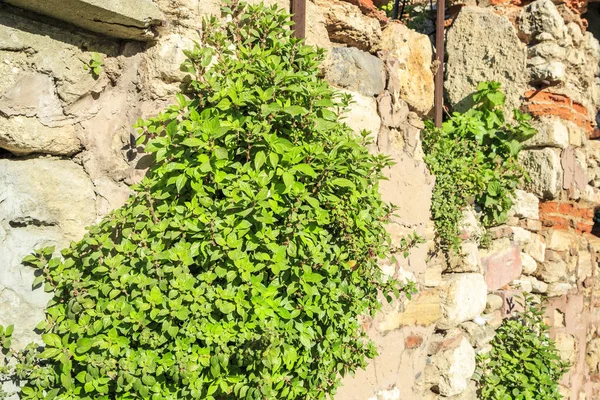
[422,81,536,253]
[0,2,418,399]
[476,294,569,400]
[82,52,103,79]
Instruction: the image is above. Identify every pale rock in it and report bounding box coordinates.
[511,227,532,245]
[377,91,410,129]
[438,274,487,330]
[525,117,570,149]
[562,146,588,196]
[508,189,539,219]
[403,112,425,160]
[536,254,568,283]
[520,252,538,275]
[518,0,566,42]
[577,251,593,281]
[324,47,385,96]
[367,386,400,400]
[304,0,332,51]
[380,23,434,115]
[460,321,496,348]
[520,275,548,293]
[448,242,481,273]
[529,42,567,60]
[445,7,527,113]
[519,148,563,200]
[547,282,573,297]
[529,58,566,84]
[0,116,81,156]
[4,0,164,41]
[0,158,96,348]
[93,177,133,218]
[315,0,382,52]
[0,72,64,125]
[511,278,533,293]
[545,230,576,252]
[458,206,485,242]
[524,233,546,262]
[424,264,444,288]
[485,294,503,312]
[340,90,381,140]
[142,33,197,98]
[586,338,600,373]
[554,333,577,364]
[432,336,476,396]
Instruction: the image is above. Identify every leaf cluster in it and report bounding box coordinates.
[82,53,103,80]
[1,2,416,399]
[476,294,569,400]
[422,81,536,253]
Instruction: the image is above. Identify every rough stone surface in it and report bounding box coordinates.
[5,0,164,40]
[339,90,381,139]
[0,158,96,348]
[525,117,570,149]
[431,336,476,397]
[518,0,566,43]
[445,7,527,113]
[380,23,434,115]
[0,116,81,156]
[508,190,539,219]
[520,252,538,275]
[519,148,563,200]
[324,47,385,96]
[315,0,382,52]
[438,274,487,330]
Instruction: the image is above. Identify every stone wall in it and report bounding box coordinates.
[443,1,600,399]
[1,0,600,399]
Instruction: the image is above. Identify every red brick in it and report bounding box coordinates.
[559,203,574,214]
[541,215,570,230]
[404,334,423,349]
[540,202,559,214]
[576,221,593,234]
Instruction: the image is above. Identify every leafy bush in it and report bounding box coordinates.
[477,294,569,400]
[422,82,536,253]
[1,2,416,399]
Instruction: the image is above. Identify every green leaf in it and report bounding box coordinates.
[331,178,355,189]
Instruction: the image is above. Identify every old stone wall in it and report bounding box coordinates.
[1,0,600,399]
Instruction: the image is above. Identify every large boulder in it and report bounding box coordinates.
[315,0,382,52]
[0,158,97,348]
[445,7,527,113]
[324,47,385,96]
[380,23,434,116]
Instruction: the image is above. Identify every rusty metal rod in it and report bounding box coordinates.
[291,0,307,39]
[434,0,445,128]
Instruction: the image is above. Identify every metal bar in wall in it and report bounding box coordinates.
[291,0,307,39]
[434,0,445,128]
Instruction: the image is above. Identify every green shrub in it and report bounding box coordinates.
[477,294,569,400]
[0,2,416,399]
[422,82,536,253]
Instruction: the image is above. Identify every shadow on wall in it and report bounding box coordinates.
[593,206,600,237]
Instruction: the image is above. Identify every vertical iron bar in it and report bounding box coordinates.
[434,0,445,128]
[291,0,307,39]
[392,0,401,20]
[399,0,407,22]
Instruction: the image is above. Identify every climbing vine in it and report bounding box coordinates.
[477,294,569,399]
[0,1,416,399]
[422,81,536,253]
